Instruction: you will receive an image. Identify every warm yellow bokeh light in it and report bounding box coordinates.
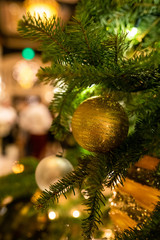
[127,27,138,38]
[48,210,56,220]
[31,190,41,203]
[12,163,24,174]
[2,196,13,206]
[72,210,80,218]
[25,0,59,19]
[12,60,39,89]
[104,229,113,238]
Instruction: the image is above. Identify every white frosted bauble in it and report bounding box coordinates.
[35,155,73,191]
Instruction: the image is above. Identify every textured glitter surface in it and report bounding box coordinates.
[71,96,129,152]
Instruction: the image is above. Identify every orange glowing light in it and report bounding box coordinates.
[12,163,24,174]
[25,0,60,19]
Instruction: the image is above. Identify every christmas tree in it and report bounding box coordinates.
[5,0,160,239]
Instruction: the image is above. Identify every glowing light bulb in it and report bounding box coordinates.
[12,163,24,174]
[48,210,56,220]
[104,229,113,238]
[25,0,60,20]
[72,210,80,218]
[112,191,117,197]
[127,27,138,38]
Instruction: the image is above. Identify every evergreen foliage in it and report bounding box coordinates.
[18,0,160,239]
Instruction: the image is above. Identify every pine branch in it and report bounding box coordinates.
[72,17,92,52]
[49,83,83,140]
[37,65,74,84]
[81,155,108,240]
[82,192,104,240]
[117,51,160,92]
[18,13,71,63]
[126,88,160,118]
[19,12,160,95]
[103,105,160,190]
[103,134,146,189]
[102,33,129,64]
[38,62,109,87]
[70,17,101,65]
[38,39,160,95]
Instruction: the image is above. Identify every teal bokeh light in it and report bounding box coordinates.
[22,48,35,60]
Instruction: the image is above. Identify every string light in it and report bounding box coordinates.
[108,198,113,202]
[127,27,138,38]
[112,191,117,197]
[48,210,56,220]
[104,229,113,239]
[12,163,24,174]
[72,210,80,218]
[25,0,60,20]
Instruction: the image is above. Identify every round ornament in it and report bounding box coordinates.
[71,96,129,152]
[35,155,73,191]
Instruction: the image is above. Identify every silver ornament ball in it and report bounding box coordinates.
[35,155,73,191]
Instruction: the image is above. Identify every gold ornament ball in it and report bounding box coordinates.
[35,155,73,191]
[71,96,129,152]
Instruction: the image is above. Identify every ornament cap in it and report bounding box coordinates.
[56,152,63,158]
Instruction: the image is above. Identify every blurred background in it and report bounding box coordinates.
[0,0,79,161]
